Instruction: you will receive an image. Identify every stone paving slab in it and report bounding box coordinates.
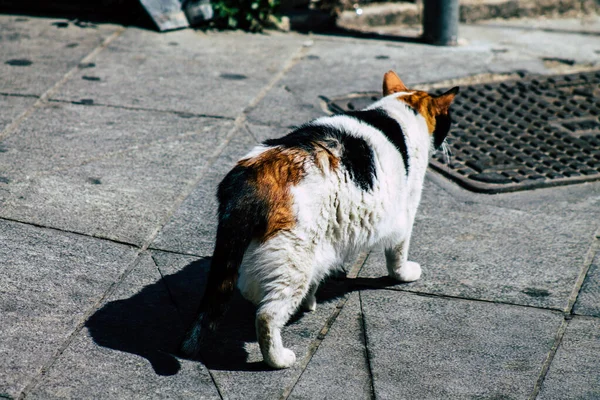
[573,252,600,317]
[361,289,562,400]
[462,19,600,69]
[51,28,306,118]
[0,102,233,245]
[0,95,37,203]
[1,134,218,245]
[288,293,373,400]
[151,124,258,255]
[0,219,138,399]
[0,101,229,179]
[29,251,220,399]
[0,95,36,133]
[359,177,597,310]
[0,15,120,96]
[538,317,600,400]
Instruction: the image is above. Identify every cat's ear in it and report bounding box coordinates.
[433,87,459,112]
[383,70,409,96]
[431,87,459,149]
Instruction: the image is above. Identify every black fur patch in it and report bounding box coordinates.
[265,123,377,191]
[433,111,452,149]
[217,165,268,238]
[199,165,269,321]
[346,109,410,176]
[338,133,376,191]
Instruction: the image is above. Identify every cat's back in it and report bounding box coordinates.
[219,104,416,248]
[244,100,417,195]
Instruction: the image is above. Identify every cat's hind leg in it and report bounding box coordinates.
[385,238,421,282]
[300,282,318,312]
[255,267,310,369]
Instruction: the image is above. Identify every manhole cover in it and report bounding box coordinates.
[325,70,600,193]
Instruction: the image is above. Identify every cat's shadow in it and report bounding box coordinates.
[85,257,398,375]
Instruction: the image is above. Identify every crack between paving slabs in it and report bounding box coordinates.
[527,228,600,400]
[0,215,140,249]
[243,121,263,143]
[0,92,40,99]
[279,252,370,400]
[17,40,310,399]
[152,254,186,324]
[305,32,408,47]
[0,27,126,143]
[371,285,568,313]
[47,98,234,121]
[527,318,569,400]
[358,291,377,400]
[146,245,208,259]
[565,228,600,314]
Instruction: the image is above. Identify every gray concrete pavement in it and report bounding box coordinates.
[1,13,599,400]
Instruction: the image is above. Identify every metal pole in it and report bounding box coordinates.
[422,0,459,46]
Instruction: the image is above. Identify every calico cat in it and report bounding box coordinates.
[181,71,458,369]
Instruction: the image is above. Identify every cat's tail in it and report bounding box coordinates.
[180,165,265,358]
[179,231,249,357]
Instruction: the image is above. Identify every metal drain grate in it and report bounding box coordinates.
[325,70,600,193]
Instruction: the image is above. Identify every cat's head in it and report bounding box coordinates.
[383,70,459,149]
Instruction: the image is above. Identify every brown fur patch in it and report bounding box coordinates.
[398,87,458,136]
[238,148,308,241]
[238,143,340,241]
[399,91,438,134]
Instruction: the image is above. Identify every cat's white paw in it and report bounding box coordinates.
[265,348,296,369]
[390,261,421,282]
[301,293,317,312]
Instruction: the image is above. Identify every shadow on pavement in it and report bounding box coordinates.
[84,260,196,376]
[313,26,424,44]
[86,256,402,375]
[0,0,155,29]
